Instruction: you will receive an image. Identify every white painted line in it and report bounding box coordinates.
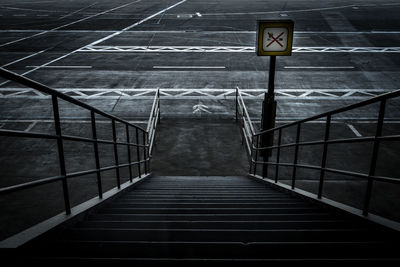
[0,123,4,129]
[1,49,48,67]
[0,0,142,48]
[153,66,225,69]
[25,65,92,69]
[347,124,363,137]
[79,45,400,53]
[284,66,355,69]
[24,121,38,132]
[89,0,187,46]
[201,4,377,16]
[58,2,97,20]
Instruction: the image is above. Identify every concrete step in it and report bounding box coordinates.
[60,228,379,243]
[75,220,365,230]
[30,241,399,260]
[20,175,400,263]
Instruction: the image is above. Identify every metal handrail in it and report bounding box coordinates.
[147,89,160,155]
[255,89,400,136]
[248,88,400,222]
[235,87,255,157]
[0,67,152,215]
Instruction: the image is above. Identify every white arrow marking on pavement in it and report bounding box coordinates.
[193,104,211,114]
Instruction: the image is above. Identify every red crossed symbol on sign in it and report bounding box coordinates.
[266,32,284,47]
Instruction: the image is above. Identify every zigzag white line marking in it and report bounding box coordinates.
[78,46,400,53]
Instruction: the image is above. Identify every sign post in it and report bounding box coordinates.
[256,20,294,178]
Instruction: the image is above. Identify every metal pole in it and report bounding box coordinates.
[261,56,277,178]
[268,56,276,95]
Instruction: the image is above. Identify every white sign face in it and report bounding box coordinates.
[262,27,289,52]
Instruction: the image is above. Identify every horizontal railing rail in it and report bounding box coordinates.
[248,87,400,225]
[0,67,151,216]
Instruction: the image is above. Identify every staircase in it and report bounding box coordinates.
[19,176,399,263]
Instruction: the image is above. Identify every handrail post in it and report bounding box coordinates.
[52,95,71,215]
[318,115,331,199]
[253,135,259,176]
[249,135,254,174]
[91,111,103,198]
[135,128,142,178]
[126,125,133,183]
[291,123,301,189]
[111,119,121,189]
[158,89,161,124]
[275,128,282,183]
[143,131,149,174]
[236,87,238,122]
[363,100,386,216]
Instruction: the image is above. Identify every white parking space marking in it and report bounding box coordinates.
[58,2,98,20]
[284,66,355,69]
[347,124,363,137]
[153,66,226,69]
[24,121,38,132]
[1,49,48,67]
[25,65,92,69]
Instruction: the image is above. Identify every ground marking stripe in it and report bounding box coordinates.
[1,49,48,67]
[78,46,400,53]
[347,124,363,137]
[0,88,396,99]
[88,0,187,46]
[0,0,141,48]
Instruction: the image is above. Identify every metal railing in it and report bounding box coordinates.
[235,87,255,157]
[147,89,160,156]
[248,88,400,220]
[0,67,155,215]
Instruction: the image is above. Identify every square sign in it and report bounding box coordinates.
[256,20,294,56]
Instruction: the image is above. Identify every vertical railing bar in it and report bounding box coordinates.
[52,95,71,215]
[126,124,133,183]
[236,87,238,122]
[363,99,386,216]
[318,115,331,199]
[135,128,142,178]
[158,89,161,124]
[291,123,301,189]
[249,135,254,174]
[275,128,282,183]
[91,111,103,198]
[112,119,121,189]
[253,135,259,176]
[143,131,149,173]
